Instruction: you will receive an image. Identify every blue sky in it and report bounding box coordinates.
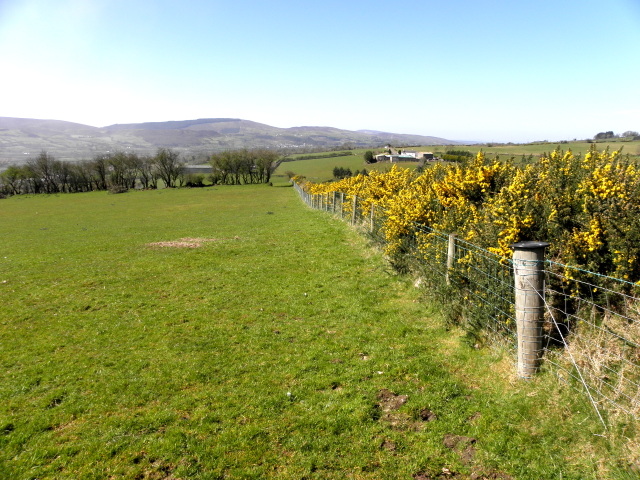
[1,0,639,142]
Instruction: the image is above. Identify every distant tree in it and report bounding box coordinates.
[52,159,71,192]
[107,152,139,191]
[90,155,109,191]
[237,149,254,185]
[594,131,615,140]
[153,148,184,188]
[210,151,233,185]
[134,155,157,189]
[210,148,279,185]
[332,166,352,179]
[253,148,279,184]
[364,150,376,164]
[66,161,94,193]
[0,165,27,195]
[622,130,639,138]
[27,151,60,194]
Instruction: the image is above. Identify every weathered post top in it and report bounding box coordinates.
[510,241,550,251]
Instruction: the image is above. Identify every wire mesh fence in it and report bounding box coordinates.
[543,261,640,420]
[294,185,640,420]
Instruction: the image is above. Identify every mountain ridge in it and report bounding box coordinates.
[0,116,462,166]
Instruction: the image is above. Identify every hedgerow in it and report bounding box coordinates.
[301,146,640,285]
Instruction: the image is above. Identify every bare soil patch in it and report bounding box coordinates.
[146,237,239,249]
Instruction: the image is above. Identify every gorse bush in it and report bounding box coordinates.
[302,146,640,285]
[299,147,640,423]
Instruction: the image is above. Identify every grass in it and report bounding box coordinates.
[273,152,420,185]
[0,186,637,479]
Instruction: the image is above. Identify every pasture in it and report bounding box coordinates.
[273,152,420,185]
[0,186,635,479]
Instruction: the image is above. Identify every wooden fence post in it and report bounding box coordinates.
[446,234,457,285]
[511,241,549,379]
[340,192,344,219]
[332,191,336,214]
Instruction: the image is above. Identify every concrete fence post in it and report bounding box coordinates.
[446,234,457,285]
[511,241,549,379]
[370,203,375,233]
[351,195,357,225]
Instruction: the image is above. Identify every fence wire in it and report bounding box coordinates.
[294,185,640,419]
[543,261,640,419]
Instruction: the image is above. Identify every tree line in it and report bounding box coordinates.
[594,130,639,140]
[209,148,279,185]
[0,147,281,197]
[0,148,184,196]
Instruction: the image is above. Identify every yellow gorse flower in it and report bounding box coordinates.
[298,145,640,282]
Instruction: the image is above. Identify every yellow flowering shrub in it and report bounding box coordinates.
[299,145,640,284]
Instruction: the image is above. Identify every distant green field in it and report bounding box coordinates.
[273,151,420,184]
[0,186,636,478]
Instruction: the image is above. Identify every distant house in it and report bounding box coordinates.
[375,151,435,163]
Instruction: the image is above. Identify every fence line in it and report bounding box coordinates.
[293,184,640,420]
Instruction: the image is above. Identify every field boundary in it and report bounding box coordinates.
[294,182,640,422]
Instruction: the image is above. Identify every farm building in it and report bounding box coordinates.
[375,151,435,162]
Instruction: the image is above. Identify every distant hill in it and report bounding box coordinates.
[0,116,461,166]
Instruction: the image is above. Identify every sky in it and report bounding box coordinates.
[1,0,639,143]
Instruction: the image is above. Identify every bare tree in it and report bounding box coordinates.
[134,154,158,189]
[90,155,109,191]
[153,148,184,188]
[27,151,59,193]
[253,149,279,184]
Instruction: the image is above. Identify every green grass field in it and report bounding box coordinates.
[273,152,420,185]
[1,186,637,479]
